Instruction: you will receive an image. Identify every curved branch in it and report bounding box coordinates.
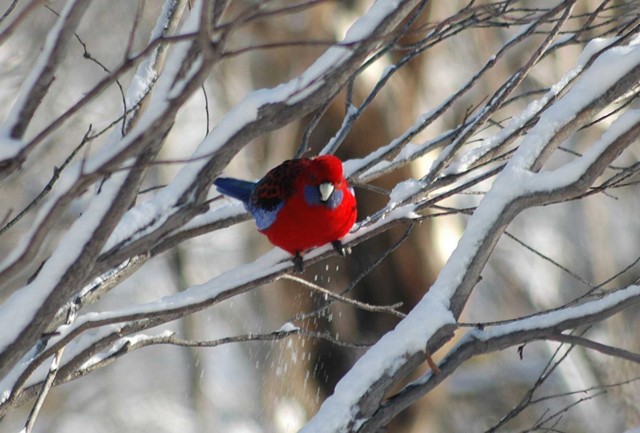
[362,285,640,432]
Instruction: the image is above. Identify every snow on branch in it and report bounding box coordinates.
[0,205,420,417]
[362,285,640,432]
[1,2,639,430]
[0,0,90,167]
[98,0,427,262]
[0,0,195,379]
[0,0,430,416]
[297,34,640,433]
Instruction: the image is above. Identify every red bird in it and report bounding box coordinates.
[214,155,357,272]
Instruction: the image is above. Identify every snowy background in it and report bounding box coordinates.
[0,1,639,432]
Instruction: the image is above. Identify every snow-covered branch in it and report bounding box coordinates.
[1,2,639,431]
[299,30,640,433]
[0,0,428,415]
[358,284,640,432]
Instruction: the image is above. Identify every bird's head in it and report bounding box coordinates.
[302,155,348,207]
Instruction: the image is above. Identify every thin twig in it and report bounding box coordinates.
[282,274,406,319]
[22,301,79,433]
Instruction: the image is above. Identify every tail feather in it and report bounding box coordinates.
[214,177,255,204]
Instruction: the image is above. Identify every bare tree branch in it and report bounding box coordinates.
[0,2,639,430]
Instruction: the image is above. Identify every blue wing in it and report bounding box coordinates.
[251,202,284,231]
[214,177,282,231]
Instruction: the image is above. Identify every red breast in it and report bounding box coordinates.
[260,155,357,254]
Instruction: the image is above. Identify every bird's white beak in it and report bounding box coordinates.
[319,182,334,202]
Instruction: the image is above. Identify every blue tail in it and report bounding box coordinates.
[214,177,255,204]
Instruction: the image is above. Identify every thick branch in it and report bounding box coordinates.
[361,285,640,432]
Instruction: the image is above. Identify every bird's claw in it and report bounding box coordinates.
[292,253,304,274]
[292,242,349,273]
[331,240,351,257]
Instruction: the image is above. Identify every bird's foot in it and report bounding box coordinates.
[292,253,304,274]
[331,240,351,257]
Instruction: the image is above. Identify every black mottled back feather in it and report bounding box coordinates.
[251,159,306,211]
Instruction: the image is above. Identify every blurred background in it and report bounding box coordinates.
[0,1,639,432]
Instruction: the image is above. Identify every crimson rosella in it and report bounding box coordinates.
[214,155,357,272]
